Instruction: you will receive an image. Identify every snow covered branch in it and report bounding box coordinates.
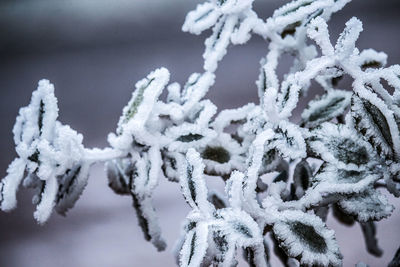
[2,0,400,266]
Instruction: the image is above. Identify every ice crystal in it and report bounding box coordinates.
[2,0,400,266]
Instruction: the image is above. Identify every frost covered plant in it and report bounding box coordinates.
[3,0,400,266]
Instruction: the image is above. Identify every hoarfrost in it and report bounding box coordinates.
[2,0,400,266]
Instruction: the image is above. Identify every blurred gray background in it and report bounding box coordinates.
[1,0,400,266]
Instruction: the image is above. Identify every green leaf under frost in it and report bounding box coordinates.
[327,137,369,165]
[201,146,230,164]
[179,149,211,213]
[289,221,328,253]
[301,90,351,128]
[180,223,209,267]
[106,159,131,195]
[55,164,90,215]
[338,189,394,222]
[351,92,399,159]
[268,121,306,160]
[123,78,155,124]
[177,134,204,142]
[308,123,374,170]
[292,160,312,199]
[362,99,393,149]
[273,210,342,266]
[280,21,301,38]
[277,0,314,17]
[231,221,253,238]
[187,164,197,204]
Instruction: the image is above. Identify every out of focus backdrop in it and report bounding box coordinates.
[1,0,400,266]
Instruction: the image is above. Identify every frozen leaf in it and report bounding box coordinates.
[129,152,167,251]
[269,0,333,42]
[131,192,167,251]
[307,17,334,56]
[277,80,303,119]
[268,121,306,160]
[166,123,217,153]
[106,148,166,251]
[182,2,221,35]
[332,204,355,226]
[217,208,262,245]
[179,149,213,214]
[180,222,209,267]
[202,146,230,164]
[133,146,162,195]
[213,208,266,267]
[2,80,90,224]
[209,229,231,265]
[301,90,351,128]
[273,210,342,266]
[338,189,394,222]
[257,51,280,101]
[203,16,238,72]
[186,100,217,128]
[360,221,383,257]
[243,238,270,267]
[12,79,59,148]
[225,171,245,209]
[33,176,58,224]
[357,49,387,71]
[385,163,400,197]
[200,133,245,176]
[351,91,400,159]
[271,234,292,267]
[208,190,227,210]
[118,68,169,131]
[106,158,132,195]
[161,151,182,182]
[244,129,275,202]
[334,17,363,59]
[307,164,382,205]
[0,158,26,211]
[274,0,322,18]
[166,82,181,103]
[110,68,170,149]
[217,0,253,14]
[230,11,259,45]
[258,149,281,175]
[292,160,312,199]
[181,72,216,114]
[308,123,375,170]
[55,163,91,215]
[212,103,255,133]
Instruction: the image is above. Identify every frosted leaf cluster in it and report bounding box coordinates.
[2,0,400,266]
